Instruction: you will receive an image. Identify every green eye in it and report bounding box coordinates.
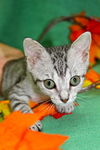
[70,75,80,86]
[44,79,56,89]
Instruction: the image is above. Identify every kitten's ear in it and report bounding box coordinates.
[23,38,51,64]
[71,32,91,53]
[67,32,91,74]
[23,38,46,59]
[23,38,52,75]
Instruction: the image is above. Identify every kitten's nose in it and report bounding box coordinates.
[61,99,68,103]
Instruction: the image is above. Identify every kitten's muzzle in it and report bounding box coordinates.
[61,99,68,103]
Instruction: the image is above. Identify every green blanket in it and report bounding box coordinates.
[0,0,100,149]
[43,62,100,150]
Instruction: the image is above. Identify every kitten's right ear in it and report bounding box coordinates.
[23,38,52,74]
[23,38,44,58]
[23,38,50,65]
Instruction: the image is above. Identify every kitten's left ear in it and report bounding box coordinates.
[71,32,91,62]
[71,32,91,53]
[67,32,91,74]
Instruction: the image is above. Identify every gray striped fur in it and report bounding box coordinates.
[46,46,69,76]
[0,32,91,131]
[1,45,69,113]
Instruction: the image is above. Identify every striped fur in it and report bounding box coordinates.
[46,46,69,76]
[1,46,70,112]
[0,32,91,130]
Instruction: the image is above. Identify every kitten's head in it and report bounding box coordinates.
[23,32,91,111]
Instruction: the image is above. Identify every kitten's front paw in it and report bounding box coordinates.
[56,103,74,113]
[29,121,42,131]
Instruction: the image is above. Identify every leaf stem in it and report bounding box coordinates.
[37,15,91,41]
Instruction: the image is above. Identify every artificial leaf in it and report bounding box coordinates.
[83,69,100,89]
[85,69,100,82]
[69,12,100,65]
[0,111,69,150]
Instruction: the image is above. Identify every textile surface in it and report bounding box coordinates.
[0,0,100,149]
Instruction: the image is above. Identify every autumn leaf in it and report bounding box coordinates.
[83,69,100,89]
[69,12,100,65]
[0,111,69,150]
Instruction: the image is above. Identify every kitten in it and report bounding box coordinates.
[0,32,91,131]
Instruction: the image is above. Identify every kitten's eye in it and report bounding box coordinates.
[44,79,56,89]
[70,75,80,86]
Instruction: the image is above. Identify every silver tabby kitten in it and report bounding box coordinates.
[1,32,91,131]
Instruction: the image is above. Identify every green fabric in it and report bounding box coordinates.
[43,61,100,150]
[0,0,100,49]
[0,0,100,149]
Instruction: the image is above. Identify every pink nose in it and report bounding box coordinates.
[61,99,68,103]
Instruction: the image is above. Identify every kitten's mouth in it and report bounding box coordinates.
[61,99,68,103]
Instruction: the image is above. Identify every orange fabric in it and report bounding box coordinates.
[0,111,69,150]
[30,101,76,119]
[30,101,57,116]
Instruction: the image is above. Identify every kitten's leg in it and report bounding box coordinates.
[8,83,42,131]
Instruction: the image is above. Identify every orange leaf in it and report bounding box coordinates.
[69,12,100,65]
[85,69,100,82]
[30,101,72,119]
[0,111,69,150]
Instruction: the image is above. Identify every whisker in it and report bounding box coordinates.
[77,95,93,106]
[41,102,55,115]
[77,96,86,101]
[77,94,92,101]
[45,104,52,114]
[78,94,92,99]
[47,103,54,112]
[48,103,55,115]
[76,97,94,107]
[38,99,51,105]
[39,102,55,114]
[39,103,51,113]
[31,99,51,110]
[76,97,87,104]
